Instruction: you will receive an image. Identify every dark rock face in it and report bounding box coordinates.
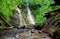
[56,36,60,39]
[18,25,25,29]
[33,24,43,30]
[44,13,51,19]
[42,10,60,39]
[29,4,41,10]
[53,29,60,39]
[54,0,60,5]
[0,28,24,35]
[50,0,60,6]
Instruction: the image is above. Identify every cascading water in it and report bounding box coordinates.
[16,7,27,27]
[27,7,35,25]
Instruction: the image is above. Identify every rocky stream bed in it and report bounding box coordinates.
[0,28,53,39]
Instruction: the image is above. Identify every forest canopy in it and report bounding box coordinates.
[0,0,60,24]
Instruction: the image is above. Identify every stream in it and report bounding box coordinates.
[0,28,52,39]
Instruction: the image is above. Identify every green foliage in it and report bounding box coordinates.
[28,0,60,23]
[32,5,60,23]
[25,0,55,6]
[0,0,19,21]
[0,20,3,25]
[19,0,57,23]
[0,0,60,26]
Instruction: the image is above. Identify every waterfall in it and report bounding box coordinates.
[15,6,35,27]
[16,7,27,27]
[27,7,35,25]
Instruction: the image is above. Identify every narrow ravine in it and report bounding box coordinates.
[0,7,53,39]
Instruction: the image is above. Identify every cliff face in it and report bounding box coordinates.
[42,10,60,38]
[43,10,60,28]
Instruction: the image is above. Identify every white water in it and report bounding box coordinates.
[15,7,35,27]
[16,7,27,27]
[27,7,35,25]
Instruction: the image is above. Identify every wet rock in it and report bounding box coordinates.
[0,28,24,35]
[0,29,52,39]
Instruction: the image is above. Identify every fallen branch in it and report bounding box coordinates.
[0,15,13,28]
